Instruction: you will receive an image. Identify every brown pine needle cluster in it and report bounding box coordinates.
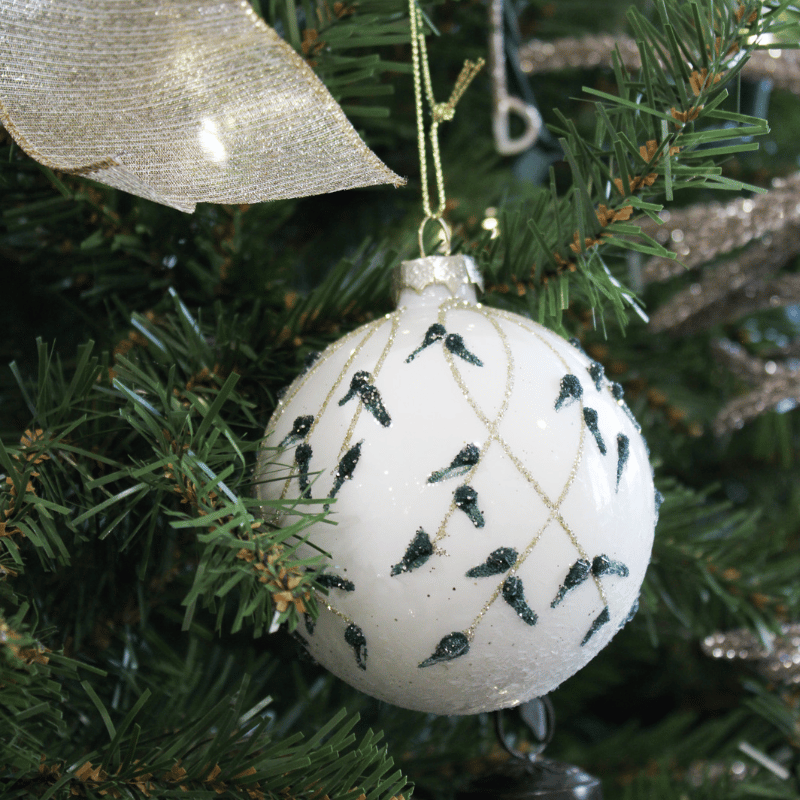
[1,428,52,542]
[0,618,50,668]
[236,544,310,614]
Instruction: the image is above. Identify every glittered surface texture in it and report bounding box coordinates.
[611,383,641,430]
[581,606,611,646]
[454,485,485,528]
[316,573,356,592]
[552,559,592,608]
[324,440,363,510]
[338,371,391,427]
[466,547,518,577]
[583,408,606,455]
[588,361,605,390]
[391,529,434,576]
[303,351,321,372]
[418,632,470,668]
[591,555,629,578]
[344,623,368,670]
[280,415,314,447]
[295,442,313,499]
[406,323,447,362]
[428,443,481,483]
[444,333,483,366]
[568,337,587,355]
[624,597,640,626]
[655,489,665,523]
[502,577,538,625]
[555,374,583,411]
[616,434,630,489]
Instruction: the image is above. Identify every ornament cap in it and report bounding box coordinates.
[392,254,484,303]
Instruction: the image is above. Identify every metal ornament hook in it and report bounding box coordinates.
[495,696,556,761]
[493,95,543,156]
[456,697,603,799]
[489,0,543,156]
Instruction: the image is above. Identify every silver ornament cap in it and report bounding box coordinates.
[392,254,484,302]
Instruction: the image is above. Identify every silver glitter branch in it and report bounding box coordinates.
[519,34,800,99]
[517,29,800,437]
[702,625,800,684]
[638,173,800,432]
[711,339,783,386]
[639,173,800,286]
[711,338,800,434]
[714,370,800,434]
[648,238,800,335]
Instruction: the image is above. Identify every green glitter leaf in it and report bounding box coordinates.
[418,632,470,668]
[583,407,607,455]
[588,361,605,390]
[623,596,640,626]
[391,528,434,576]
[444,333,483,366]
[304,613,316,635]
[406,324,483,366]
[616,434,630,490]
[316,573,356,591]
[502,577,538,626]
[344,623,368,670]
[655,488,664,524]
[428,443,480,483]
[324,440,363,510]
[466,547,518,577]
[406,323,447,362]
[279,414,314,447]
[303,351,320,372]
[454,485,485,528]
[338,371,391,427]
[569,337,587,356]
[611,382,641,431]
[555,374,583,411]
[591,554,629,578]
[295,442,313,499]
[551,559,591,607]
[581,606,610,646]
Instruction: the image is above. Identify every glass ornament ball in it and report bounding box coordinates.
[257,255,658,716]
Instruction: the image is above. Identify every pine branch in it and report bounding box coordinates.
[261,0,414,124]
[475,0,789,331]
[4,670,410,799]
[643,479,798,639]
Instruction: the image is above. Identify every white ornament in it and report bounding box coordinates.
[257,255,657,716]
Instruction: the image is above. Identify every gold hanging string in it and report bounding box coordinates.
[409,0,484,255]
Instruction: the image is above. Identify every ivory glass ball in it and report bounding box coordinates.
[257,255,657,715]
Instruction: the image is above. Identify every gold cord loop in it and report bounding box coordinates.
[409,0,484,256]
[418,215,452,257]
[432,103,455,123]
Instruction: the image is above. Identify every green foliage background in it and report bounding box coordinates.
[3,1,800,797]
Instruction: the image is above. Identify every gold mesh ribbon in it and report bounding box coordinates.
[0,0,404,212]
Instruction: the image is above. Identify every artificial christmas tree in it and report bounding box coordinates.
[3,0,800,798]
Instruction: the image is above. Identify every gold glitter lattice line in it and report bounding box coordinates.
[421,298,515,552]
[272,314,401,624]
[274,316,390,501]
[336,313,402,461]
[445,306,603,640]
